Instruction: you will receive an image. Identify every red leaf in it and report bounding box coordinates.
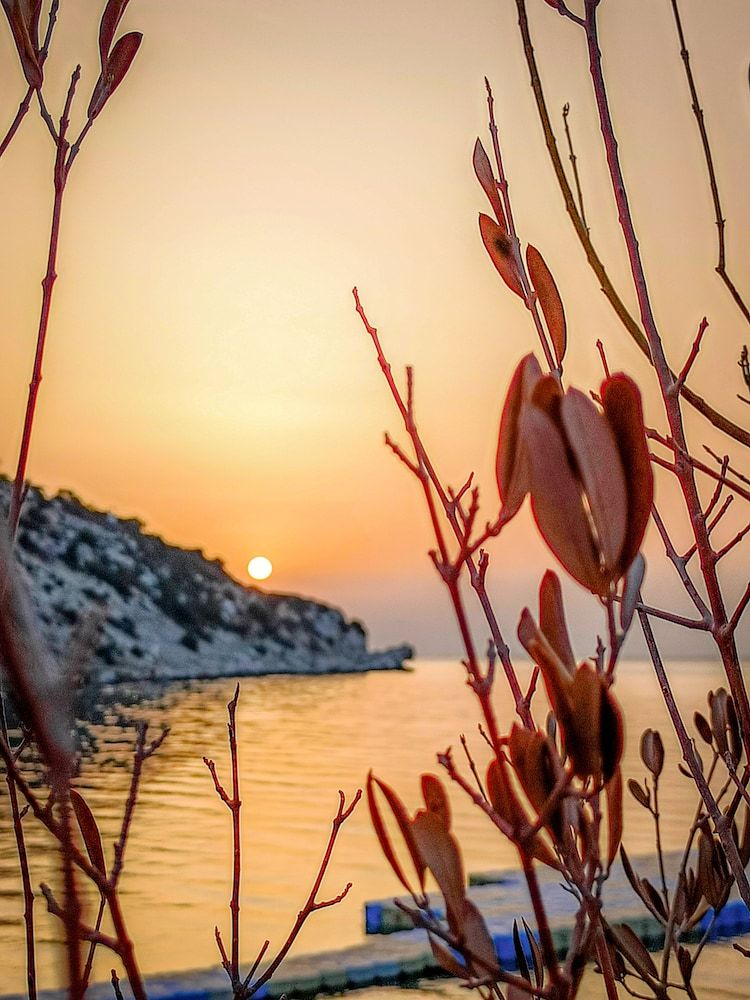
[411,810,465,928]
[70,788,107,878]
[601,374,653,574]
[495,353,542,520]
[606,767,623,867]
[98,0,130,65]
[88,30,142,120]
[538,570,575,676]
[526,245,566,367]
[523,405,603,593]
[479,213,523,298]
[560,388,627,577]
[486,756,526,830]
[610,923,658,979]
[517,608,572,721]
[567,663,603,778]
[367,773,424,895]
[2,0,42,87]
[421,774,451,830]
[600,686,624,782]
[473,138,506,230]
[462,899,499,976]
[428,934,468,978]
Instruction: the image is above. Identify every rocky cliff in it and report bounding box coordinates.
[1,480,413,683]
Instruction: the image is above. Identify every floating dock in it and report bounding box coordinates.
[4,853,750,1000]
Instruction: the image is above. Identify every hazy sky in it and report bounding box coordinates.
[1,1,749,658]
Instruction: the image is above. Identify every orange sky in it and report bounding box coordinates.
[1,1,749,657]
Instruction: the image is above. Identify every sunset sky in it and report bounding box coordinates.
[1,1,749,658]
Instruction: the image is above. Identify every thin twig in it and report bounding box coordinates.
[0,690,36,1000]
[111,970,125,1000]
[249,790,361,994]
[638,606,750,904]
[512,0,750,450]
[669,0,750,326]
[561,102,588,232]
[353,288,531,731]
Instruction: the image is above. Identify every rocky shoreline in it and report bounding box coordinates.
[1,479,413,685]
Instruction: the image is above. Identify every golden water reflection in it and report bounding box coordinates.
[0,659,729,992]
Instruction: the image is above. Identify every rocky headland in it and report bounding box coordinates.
[1,479,413,685]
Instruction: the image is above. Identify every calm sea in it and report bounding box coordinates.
[0,658,731,992]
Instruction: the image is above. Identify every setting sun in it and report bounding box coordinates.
[247,555,273,581]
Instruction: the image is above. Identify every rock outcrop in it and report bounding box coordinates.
[1,480,413,684]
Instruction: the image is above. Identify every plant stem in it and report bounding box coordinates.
[638,607,750,904]
[582,0,750,772]
[8,66,81,540]
[0,694,36,1000]
[669,0,750,326]
[512,0,750,449]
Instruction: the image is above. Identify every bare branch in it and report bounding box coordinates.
[669,0,750,326]
[561,102,588,231]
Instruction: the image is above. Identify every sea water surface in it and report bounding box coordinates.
[0,658,732,992]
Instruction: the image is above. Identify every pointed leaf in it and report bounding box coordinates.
[561,388,627,577]
[694,711,713,745]
[367,773,424,894]
[2,0,42,87]
[509,724,561,837]
[518,608,573,725]
[411,810,465,927]
[709,689,730,757]
[496,353,543,520]
[539,570,575,676]
[627,779,650,809]
[463,899,499,976]
[610,923,658,979]
[601,375,653,574]
[98,0,130,65]
[523,405,603,593]
[620,846,644,900]
[641,878,668,921]
[513,920,531,981]
[677,945,693,983]
[70,788,107,878]
[421,773,451,830]
[640,729,664,778]
[486,756,526,829]
[600,687,624,782]
[530,374,563,418]
[526,245,566,367]
[620,553,645,631]
[606,767,623,866]
[473,138,506,229]
[479,213,523,298]
[428,933,468,979]
[567,663,602,778]
[88,31,142,120]
[523,919,544,989]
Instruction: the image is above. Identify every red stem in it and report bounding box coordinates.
[0,700,36,1000]
[228,688,242,984]
[582,0,750,764]
[353,288,532,727]
[0,86,34,159]
[250,790,360,993]
[637,606,750,903]
[58,788,83,999]
[8,63,80,539]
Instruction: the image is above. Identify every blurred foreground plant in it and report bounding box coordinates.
[0,3,359,997]
[358,4,750,998]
